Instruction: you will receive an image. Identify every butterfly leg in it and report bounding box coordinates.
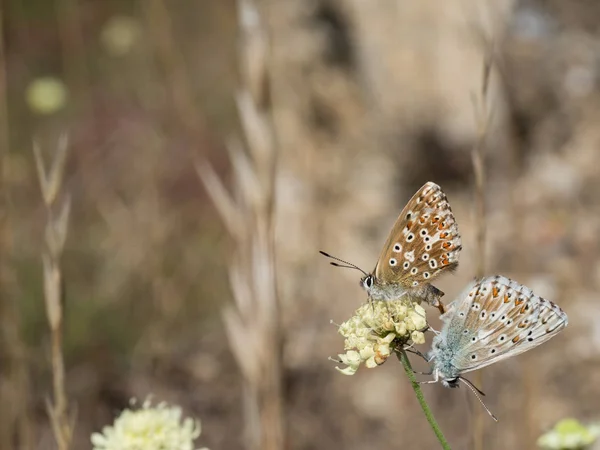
[368,296,376,313]
[402,346,429,362]
[417,369,439,384]
[384,301,393,319]
[426,324,440,335]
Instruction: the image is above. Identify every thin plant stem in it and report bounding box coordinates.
[397,350,451,450]
[470,48,493,450]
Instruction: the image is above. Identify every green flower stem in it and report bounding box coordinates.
[397,349,451,450]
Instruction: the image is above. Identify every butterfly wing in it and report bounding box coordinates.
[374,182,462,288]
[443,276,568,374]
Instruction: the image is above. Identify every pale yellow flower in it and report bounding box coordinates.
[91,397,207,450]
[100,16,141,56]
[26,77,68,114]
[333,300,428,375]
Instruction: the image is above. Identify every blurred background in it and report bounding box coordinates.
[1,0,599,449]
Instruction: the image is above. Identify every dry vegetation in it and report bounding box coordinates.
[0,0,599,449]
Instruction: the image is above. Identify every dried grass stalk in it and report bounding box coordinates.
[471,48,493,450]
[34,136,73,450]
[197,1,284,449]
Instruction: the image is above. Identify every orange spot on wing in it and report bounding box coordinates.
[438,222,446,230]
[492,286,499,298]
[419,216,426,224]
[518,322,527,328]
[406,220,414,229]
[519,305,527,314]
[442,242,452,250]
[512,336,520,343]
[503,295,510,304]
[431,217,440,224]
[515,298,524,306]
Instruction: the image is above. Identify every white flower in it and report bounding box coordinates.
[333,300,429,375]
[91,398,207,450]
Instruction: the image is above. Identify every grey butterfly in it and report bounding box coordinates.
[321,181,462,313]
[422,275,568,420]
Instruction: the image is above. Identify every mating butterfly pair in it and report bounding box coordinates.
[323,182,568,419]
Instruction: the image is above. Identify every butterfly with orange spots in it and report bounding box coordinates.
[321,181,462,313]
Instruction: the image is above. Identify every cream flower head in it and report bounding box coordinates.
[537,418,600,450]
[333,300,428,375]
[91,397,207,450]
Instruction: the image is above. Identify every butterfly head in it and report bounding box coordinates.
[360,274,375,292]
[441,377,460,389]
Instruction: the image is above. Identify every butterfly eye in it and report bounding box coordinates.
[364,276,373,288]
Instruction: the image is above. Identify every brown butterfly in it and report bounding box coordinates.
[321,181,462,313]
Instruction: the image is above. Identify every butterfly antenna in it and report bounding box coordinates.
[319,251,368,276]
[458,377,498,422]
